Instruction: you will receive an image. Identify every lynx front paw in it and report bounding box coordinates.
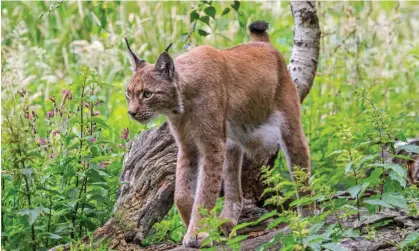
[182,231,211,248]
[220,220,236,236]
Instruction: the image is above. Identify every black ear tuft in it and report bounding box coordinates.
[165,43,173,52]
[155,51,175,80]
[124,37,145,72]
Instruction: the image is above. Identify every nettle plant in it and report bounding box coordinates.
[250,89,419,250]
[1,66,124,250]
[256,165,350,251]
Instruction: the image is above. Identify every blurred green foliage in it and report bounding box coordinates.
[1,1,419,250]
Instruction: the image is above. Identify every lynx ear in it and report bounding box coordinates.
[124,38,145,72]
[155,51,175,80]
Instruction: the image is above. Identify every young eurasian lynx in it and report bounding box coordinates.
[124,21,311,248]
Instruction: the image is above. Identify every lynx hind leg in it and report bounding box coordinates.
[277,111,313,215]
[174,148,198,227]
[220,141,244,235]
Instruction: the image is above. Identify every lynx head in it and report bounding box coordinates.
[124,38,182,123]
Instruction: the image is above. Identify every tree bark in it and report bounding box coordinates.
[289,1,321,102]
[50,2,321,250]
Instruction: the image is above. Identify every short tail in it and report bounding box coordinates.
[249,21,270,42]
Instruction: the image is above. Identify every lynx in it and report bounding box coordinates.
[124,21,311,248]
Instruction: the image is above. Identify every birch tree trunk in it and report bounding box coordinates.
[50,2,321,250]
[289,1,321,102]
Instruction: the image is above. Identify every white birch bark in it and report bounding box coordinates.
[289,1,321,102]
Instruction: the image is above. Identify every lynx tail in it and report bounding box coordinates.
[249,21,270,43]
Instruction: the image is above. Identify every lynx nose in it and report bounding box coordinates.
[128,110,137,117]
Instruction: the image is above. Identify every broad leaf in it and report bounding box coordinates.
[389,170,407,188]
[227,234,248,245]
[221,7,230,16]
[19,207,47,226]
[398,144,419,154]
[200,16,210,26]
[190,10,199,22]
[400,231,419,248]
[198,29,210,36]
[204,6,216,18]
[347,182,369,199]
[231,1,240,12]
[322,242,348,251]
[382,192,408,209]
[364,199,394,209]
[267,216,287,230]
[345,161,354,174]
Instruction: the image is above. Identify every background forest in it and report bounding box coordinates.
[1,1,419,250]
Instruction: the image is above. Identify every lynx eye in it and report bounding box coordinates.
[142,91,153,99]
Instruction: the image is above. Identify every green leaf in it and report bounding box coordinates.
[86,168,108,182]
[86,117,110,128]
[289,196,314,207]
[382,192,408,209]
[204,6,216,18]
[364,168,383,186]
[391,154,414,161]
[345,161,353,174]
[364,199,394,209]
[48,233,62,240]
[327,150,344,158]
[88,95,97,102]
[198,29,210,36]
[90,145,100,156]
[310,222,325,235]
[400,231,419,247]
[347,183,369,199]
[38,186,62,196]
[88,194,109,205]
[19,207,46,226]
[190,10,199,22]
[221,7,230,16]
[342,228,360,238]
[227,234,248,245]
[20,168,33,179]
[231,1,240,12]
[26,149,43,159]
[385,164,407,177]
[398,144,419,154]
[322,242,348,251]
[257,210,277,222]
[389,170,407,188]
[370,163,406,177]
[267,216,287,230]
[322,223,337,238]
[200,16,210,26]
[357,154,376,167]
[304,235,327,246]
[347,185,362,199]
[232,221,254,232]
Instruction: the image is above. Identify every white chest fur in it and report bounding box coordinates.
[227,112,284,158]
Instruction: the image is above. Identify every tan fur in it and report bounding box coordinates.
[124,22,311,248]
